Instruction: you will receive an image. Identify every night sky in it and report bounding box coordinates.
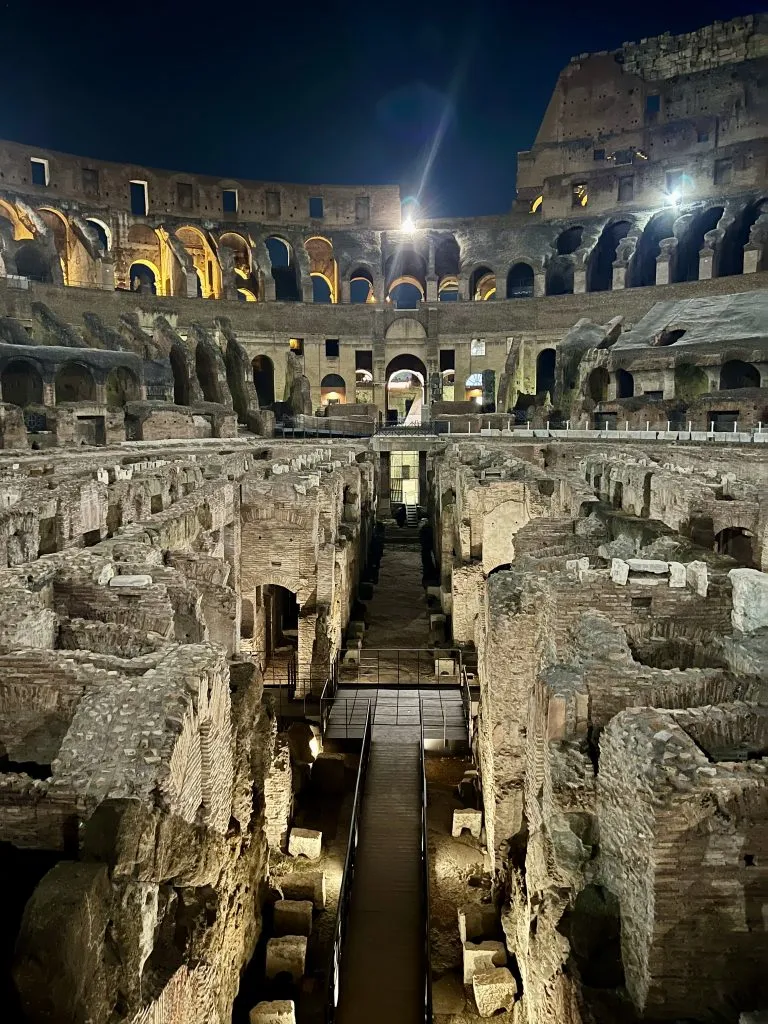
[0,0,763,217]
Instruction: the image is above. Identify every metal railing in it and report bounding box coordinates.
[327,700,373,1023]
[376,420,449,436]
[419,701,434,1022]
[338,647,464,687]
[460,664,474,748]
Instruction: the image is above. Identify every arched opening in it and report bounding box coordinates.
[385,354,427,424]
[386,248,426,307]
[105,366,140,408]
[1,360,43,407]
[536,349,556,395]
[237,288,257,302]
[86,218,110,253]
[656,328,687,346]
[0,199,33,241]
[305,237,337,303]
[196,345,223,404]
[321,373,346,406]
[266,236,300,301]
[507,263,534,299]
[720,360,760,390]
[263,584,299,661]
[715,527,754,564]
[675,362,709,402]
[220,231,259,298]
[616,368,635,398]
[350,268,374,304]
[587,221,631,292]
[587,367,609,403]
[674,207,724,283]
[465,372,483,404]
[469,266,496,300]
[15,242,52,283]
[55,363,96,404]
[629,211,675,287]
[126,225,163,293]
[252,355,275,407]
[170,347,190,405]
[355,369,374,403]
[546,265,573,296]
[719,199,768,277]
[176,226,219,298]
[435,236,460,300]
[311,275,333,303]
[557,227,583,255]
[129,262,157,295]
[39,209,69,281]
[388,277,424,309]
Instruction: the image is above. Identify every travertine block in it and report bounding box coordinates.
[280,871,326,909]
[472,967,517,1016]
[610,558,629,585]
[249,1000,296,1024]
[265,936,307,982]
[452,808,482,838]
[668,561,686,588]
[687,559,709,596]
[729,568,768,632]
[288,827,322,859]
[627,558,668,574]
[458,904,499,944]
[108,574,152,589]
[462,940,507,984]
[273,899,313,937]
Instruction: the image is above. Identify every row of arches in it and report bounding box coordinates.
[0,360,141,408]
[585,359,762,404]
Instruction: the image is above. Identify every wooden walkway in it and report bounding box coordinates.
[335,726,425,1024]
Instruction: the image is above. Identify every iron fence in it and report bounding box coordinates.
[326,701,373,1022]
[419,701,434,1023]
[337,647,464,688]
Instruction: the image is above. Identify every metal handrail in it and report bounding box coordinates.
[460,665,473,747]
[327,701,373,1022]
[419,701,434,1022]
[338,647,464,688]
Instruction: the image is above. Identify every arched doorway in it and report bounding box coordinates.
[321,373,346,406]
[170,346,190,405]
[1,360,43,408]
[129,262,157,294]
[350,268,374,304]
[715,527,754,564]
[720,360,760,390]
[385,354,427,424]
[388,277,424,309]
[305,236,337,303]
[252,355,275,407]
[55,363,96,404]
[263,584,299,661]
[15,242,52,283]
[465,373,483,403]
[86,218,110,253]
[674,207,724,282]
[629,211,675,287]
[587,221,631,292]
[105,367,140,408]
[616,368,635,399]
[507,263,534,299]
[266,236,300,301]
[386,247,426,308]
[587,367,609,403]
[536,349,556,395]
[312,276,333,303]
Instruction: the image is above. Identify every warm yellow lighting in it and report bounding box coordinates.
[530,195,543,214]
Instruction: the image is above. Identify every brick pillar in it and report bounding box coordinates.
[612,263,627,290]
[425,275,438,301]
[573,267,587,293]
[534,271,546,297]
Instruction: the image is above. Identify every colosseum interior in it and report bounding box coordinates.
[1,12,768,1024]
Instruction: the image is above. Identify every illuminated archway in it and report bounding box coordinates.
[465,372,483,403]
[470,266,496,300]
[355,368,374,403]
[321,373,346,406]
[311,273,334,303]
[126,225,164,294]
[176,225,220,298]
[350,267,374,303]
[385,353,427,423]
[438,277,459,301]
[305,237,337,303]
[129,260,159,295]
[388,275,424,309]
[386,247,426,307]
[86,218,111,252]
[0,199,33,241]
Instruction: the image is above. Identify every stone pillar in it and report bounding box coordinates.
[184,270,198,298]
[340,278,351,303]
[425,275,438,302]
[533,271,546,297]
[101,259,116,291]
[698,246,715,280]
[300,277,313,304]
[656,238,677,285]
[607,374,618,401]
[457,278,469,301]
[42,381,55,408]
[573,266,586,294]
[662,367,676,399]
[611,263,627,290]
[744,243,762,274]
[264,275,276,301]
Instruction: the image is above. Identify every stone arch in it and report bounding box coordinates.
[536,349,556,395]
[587,221,632,292]
[305,236,337,303]
[482,497,533,575]
[15,242,53,283]
[719,198,768,277]
[469,265,496,300]
[86,218,111,253]
[39,208,70,281]
[105,366,141,408]
[629,211,676,287]
[674,362,708,402]
[1,359,43,407]
[384,317,427,342]
[170,346,191,405]
[587,367,609,403]
[321,373,346,405]
[435,236,460,300]
[0,199,33,241]
[176,225,220,298]
[129,260,159,294]
[507,262,534,298]
[266,236,300,301]
[252,355,275,407]
[556,226,583,255]
[720,360,760,390]
[385,247,426,306]
[385,353,427,420]
[350,266,374,304]
[616,368,634,399]
[715,526,754,564]
[55,362,96,404]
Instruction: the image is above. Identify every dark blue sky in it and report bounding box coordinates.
[0,0,762,217]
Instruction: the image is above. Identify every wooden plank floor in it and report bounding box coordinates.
[335,729,425,1024]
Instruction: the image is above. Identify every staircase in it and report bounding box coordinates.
[405,504,419,527]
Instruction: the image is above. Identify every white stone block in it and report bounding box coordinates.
[458,904,498,944]
[729,568,768,633]
[280,871,326,909]
[668,562,686,588]
[610,559,629,585]
[627,558,668,574]
[462,940,507,984]
[452,807,483,839]
[249,1000,296,1024]
[273,899,313,937]
[473,967,517,1017]
[265,936,307,982]
[288,827,322,860]
[686,560,709,596]
[108,574,152,589]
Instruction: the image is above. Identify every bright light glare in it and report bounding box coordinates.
[666,189,682,207]
[402,215,416,233]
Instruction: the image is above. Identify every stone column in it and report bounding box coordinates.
[656,238,677,285]
[100,258,116,291]
[425,275,438,302]
[611,263,627,290]
[743,243,762,274]
[573,266,587,294]
[698,246,715,280]
[340,278,351,303]
[263,275,276,302]
[662,368,676,399]
[184,270,198,298]
[533,270,546,297]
